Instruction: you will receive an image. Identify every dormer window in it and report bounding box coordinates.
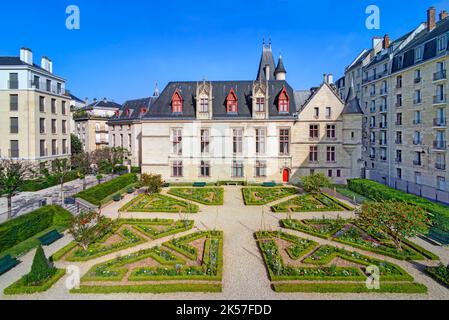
[278,87,290,113]
[172,89,183,114]
[199,98,209,113]
[226,88,238,113]
[115,110,120,117]
[255,97,265,112]
[415,46,423,63]
[140,107,147,115]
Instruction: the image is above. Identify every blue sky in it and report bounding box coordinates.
[0,0,447,103]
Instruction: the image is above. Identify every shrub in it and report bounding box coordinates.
[21,171,79,192]
[75,174,138,206]
[348,179,449,232]
[23,246,56,285]
[0,206,71,254]
[300,173,332,194]
[131,167,142,174]
[113,165,128,174]
[141,173,164,194]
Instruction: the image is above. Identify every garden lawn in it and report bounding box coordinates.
[242,187,298,205]
[119,193,199,213]
[168,188,224,205]
[281,218,439,261]
[255,231,426,293]
[3,269,66,295]
[77,230,223,293]
[271,193,352,213]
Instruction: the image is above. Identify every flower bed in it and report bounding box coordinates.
[425,264,449,288]
[271,193,352,213]
[281,218,439,261]
[168,188,224,205]
[255,231,425,293]
[76,230,223,293]
[242,187,298,205]
[119,193,199,213]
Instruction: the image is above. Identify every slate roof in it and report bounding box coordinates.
[256,45,276,81]
[0,56,59,78]
[111,97,158,121]
[82,100,122,111]
[69,93,84,103]
[343,85,363,115]
[294,90,312,111]
[275,56,287,74]
[143,80,297,120]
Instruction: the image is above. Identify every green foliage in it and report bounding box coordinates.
[131,166,142,174]
[300,173,332,194]
[72,283,222,294]
[141,173,164,194]
[0,206,71,255]
[4,269,66,295]
[21,171,79,192]
[71,133,83,155]
[348,179,449,232]
[113,165,128,174]
[119,193,199,213]
[426,264,449,287]
[75,173,138,206]
[242,187,298,205]
[168,188,224,205]
[272,193,352,212]
[23,246,56,285]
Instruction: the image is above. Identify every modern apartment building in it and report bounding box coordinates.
[0,48,71,167]
[115,44,363,183]
[73,99,121,153]
[342,7,449,203]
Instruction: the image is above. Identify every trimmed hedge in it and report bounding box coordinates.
[71,283,222,294]
[0,206,71,255]
[75,174,138,206]
[21,171,79,192]
[348,179,449,232]
[3,268,66,295]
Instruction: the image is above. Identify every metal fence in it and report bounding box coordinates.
[368,170,449,205]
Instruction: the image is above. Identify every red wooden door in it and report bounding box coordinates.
[283,169,290,183]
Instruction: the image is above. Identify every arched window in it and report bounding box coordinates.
[172,89,183,114]
[278,87,290,113]
[226,88,238,113]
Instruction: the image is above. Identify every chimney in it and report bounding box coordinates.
[93,98,98,103]
[428,7,436,31]
[372,37,382,49]
[327,74,334,84]
[383,34,391,49]
[265,64,271,81]
[440,10,448,21]
[19,48,33,65]
[103,97,108,103]
[41,56,53,73]
[323,74,328,83]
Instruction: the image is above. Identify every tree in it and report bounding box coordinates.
[71,133,83,155]
[23,245,56,285]
[300,173,332,194]
[52,158,72,203]
[356,200,430,250]
[71,152,92,190]
[0,160,34,219]
[141,173,163,194]
[68,211,113,251]
[90,147,130,174]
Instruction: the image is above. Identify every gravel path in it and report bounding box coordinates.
[1,186,449,300]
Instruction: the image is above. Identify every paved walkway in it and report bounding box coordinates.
[1,186,449,300]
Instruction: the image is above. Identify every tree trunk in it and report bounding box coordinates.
[7,196,12,220]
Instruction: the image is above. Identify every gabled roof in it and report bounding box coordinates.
[294,90,312,111]
[69,93,84,103]
[110,97,158,121]
[82,99,122,111]
[143,80,297,120]
[256,44,276,81]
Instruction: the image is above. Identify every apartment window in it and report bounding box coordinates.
[326,146,336,163]
[39,96,45,112]
[8,73,18,89]
[57,83,62,94]
[279,129,290,155]
[370,101,376,113]
[51,99,56,114]
[370,147,376,159]
[46,79,51,92]
[39,118,46,134]
[325,107,332,118]
[396,94,402,107]
[232,161,244,178]
[436,153,446,170]
[112,134,116,147]
[396,113,402,125]
[62,120,67,134]
[396,150,402,163]
[396,76,402,88]
[328,170,333,178]
[370,84,376,96]
[201,129,210,154]
[309,125,319,139]
[10,140,19,158]
[314,107,319,118]
[436,84,445,102]
[438,35,447,52]
[438,177,446,191]
[62,139,67,154]
[10,95,18,111]
[309,146,318,162]
[397,168,402,179]
[51,140,57,156]
[414,131,422,145]
[415,69,421,82]
[336,170,341,178]
[415,46,423,62]
[414,90,422,104]
[255,128,266,154]
[172,161,183,177]
[172,129,183,155]
[199,161,210,177]
[326,125,336,139]
[414,151,422,166]
[255,161,267,178]
[51,119,57,134]
[370,132,376,144]
[370,116,376,128]
[415,172,422,184]
[120,134,124,148]
[40,140,46,157]
[62,101,67,115]
[396,131,403,144]
[380,147,387,161]
[128,134,132,150]
[255,98,265,112]
[232,129,243,154]
[199,98,209,113]
[10,117,18,134]
[414,111,422,124]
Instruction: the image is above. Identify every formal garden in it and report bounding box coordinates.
[255,231,427,293]
[272,193,353,213]
[242,187,298,205]
[72,230,223,294]
[168,188,224,205]
[119,194,199,213]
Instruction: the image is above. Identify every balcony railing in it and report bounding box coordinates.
[29,80,68,96]
[380,122,388,128]
[380,105,388,112]
[434,70,447,81]
[380,88,388,95]
[395,139,403,145]
[436,163,446,170]
[370,91,376,97]
[434,118,447,126]
[414,77,422,84]
[379,140,388,146]
[395,102,402,108]
[434,95,447,104]
[433,140,447,150]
